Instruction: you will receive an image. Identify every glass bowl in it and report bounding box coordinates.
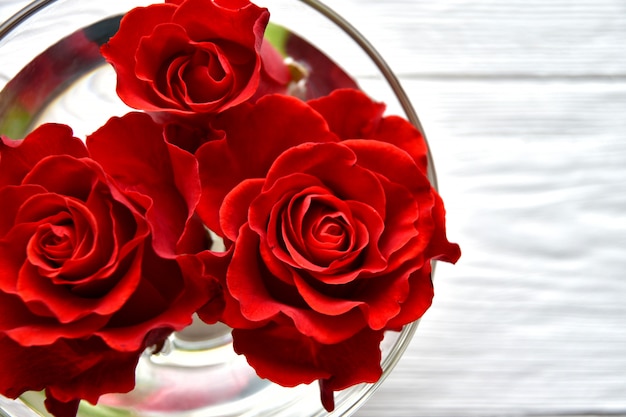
[0,1,434,416]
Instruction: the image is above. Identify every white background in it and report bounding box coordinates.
[1,0,625,416]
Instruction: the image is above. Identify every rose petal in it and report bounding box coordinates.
[384,264,434,330]
[43,395,80,417]
[308,88,385,140]
[308,89,428,171]
[134,24,198,110]
[227,228,368,343]
[173,0,268,50]
[180,248,230,324]
[291,273,361,316]
[226,227,285,322]
[0,334,138,414]
[100,3,179,111]
[0,335,95,398]
[0,184,44,237]
[87,112,194,259]
[43,338,139,405]
[279,302,366,344]
[425,192,462,264]
[232,324,383,389]
[196,94,336,233]
[219,178,264,242]
[374,115,429,174]
[233,324,330,386]
[98,246,220,351]
[0,124,86,187]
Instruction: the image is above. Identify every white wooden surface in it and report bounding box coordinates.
[1,0,626,416]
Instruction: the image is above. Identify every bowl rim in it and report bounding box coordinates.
[0,1,435,416]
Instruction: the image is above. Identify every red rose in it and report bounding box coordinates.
[0,113,221,417]
[195,91,460,407]
[101,0,272,116]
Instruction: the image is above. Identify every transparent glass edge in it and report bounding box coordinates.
[0,0,60,41]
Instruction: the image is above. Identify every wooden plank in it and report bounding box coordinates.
[325,0,626,78]
[356,77,626,416]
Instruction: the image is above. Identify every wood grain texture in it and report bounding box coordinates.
[340,0,626,415]
[1,0,625,416]
[356,78,626,416]
[327,0,626,79]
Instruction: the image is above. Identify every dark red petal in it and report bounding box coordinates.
[308,89,429,171]
[319,379,335,412]
[182,44,233,104]
[182,249,230,324]
[330,200,386,276]
[0,292,37,332]
[258,237,299,287]
[212,0,251,8]
[291,273,361,316]
[100,3,178,111]
[374,176,421,259]
[134,24,191,83]
[249,173,324,254]
[15,245,141,326]
[134,23,195,110]
[195,138,240,235]
[273,192,386,281]
[44,341,139,405]
[0,184,44,237]
[232,324,331,387]
[213,279,264,329]
[280,302,366,344]
[169,141,204,253]
[0,336,99,399]
[22,155,104,202]
[104,4,177,57]
[0,124,86,186]
[87,112,193,259]
[43,394,80,417]
[284,191,356,269]
[346,139,438,255]
[232,324,383,389]
[385,264,434,330]
[173,0,268,50]
[353,266,413,330]
[272,186,357,272]
[314,328,385,391]
[260,40,290,85]
[212,94,336,181]
[425,193,462,264]
[344,139,430,193]
[196,95,335,233]
[18,193,104,283]
[347,139,460,265]
[373,115,429,174]
[219,178,264,242]
[98,247,220,352]
[0,336,45,397]
[0,230,29,295]
[263,142,386,217]
[234,234,368,342]
[4,314,109,348]
[228,219,372,344]
[307,88,385,140]
[226,226,284,322]
[253,39,290,98]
